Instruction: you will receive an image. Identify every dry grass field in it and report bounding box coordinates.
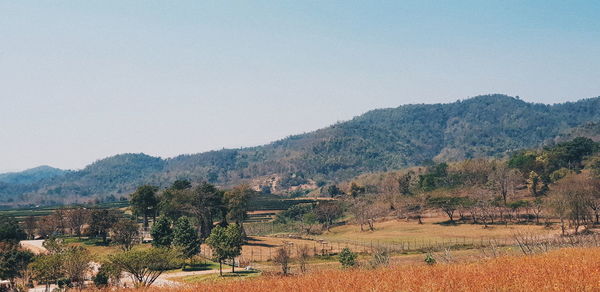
[131,247,600,292]
[318,216,558,244]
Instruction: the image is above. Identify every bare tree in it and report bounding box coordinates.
[273,247,291,275]
[548,174,595,235]
[297,245,310,273]
[65,208,90,238]
[489,161,521,205]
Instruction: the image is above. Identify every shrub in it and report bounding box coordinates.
[338,248,357,268]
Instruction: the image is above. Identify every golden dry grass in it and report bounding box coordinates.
[320,216,558,244]
[132,247,600,292]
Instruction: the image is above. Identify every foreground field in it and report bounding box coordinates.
[134,248,600,292]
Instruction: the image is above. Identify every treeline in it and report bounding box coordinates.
[0,180,257,290]
[319,137,600,233]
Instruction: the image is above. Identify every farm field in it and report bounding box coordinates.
[139,247,600,292]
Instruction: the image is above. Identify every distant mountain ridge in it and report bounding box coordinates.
[2,94,600,205]
[0,166,68,185]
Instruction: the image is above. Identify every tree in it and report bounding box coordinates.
[326,185,344,197]
[107,248,182,287]
[297,245,310,273]
[88,209,118,244]
[527,171,547,197]
[225,185,254,235]
[427,196,469,222]
[172,216,201,260]
[489,161,521,205]
[171,179,192,190]
[30,253,64,292]
[301,212,318,234]
[188,182,225,239]
[62,246,93,289]
[130,185,159,229]
[111,218,140,251]
[350,197,385,231]
[150,216,173,248]
[65,208,89,238]
[273,247,291,275]
[0,245,34,291]
[0,215,26,243]
[314,201,344,231]
[205,224,243,275]
[548,174,595,234]
[338,247,357,268]
[23,216,37,240]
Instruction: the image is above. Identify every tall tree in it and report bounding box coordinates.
[172,216,201,260]
[150,216,173,248]
[188,182,225,239]
[225,185,254,235]
[65,208,90,238]
[130,185,159,229]
[0,215,26,243]
[0,245,34,291]
[88,209,118,244]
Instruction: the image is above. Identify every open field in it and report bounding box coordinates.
[134,247,600,292]
[316,216,559,245]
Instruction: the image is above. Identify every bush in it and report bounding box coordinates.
[338,248,357,268]
[369,247,390,268]
[425,253,436,265]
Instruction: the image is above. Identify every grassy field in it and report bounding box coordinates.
[317,216,558,245]
[135,247,600,291]
[170,270,261,284]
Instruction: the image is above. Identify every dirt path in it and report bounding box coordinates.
[20,240,47,254]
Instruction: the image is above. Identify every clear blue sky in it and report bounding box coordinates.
[1,1,599,172]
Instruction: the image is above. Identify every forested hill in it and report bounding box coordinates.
[3,94,600,205]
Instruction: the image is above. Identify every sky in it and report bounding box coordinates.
[1,1,600,172]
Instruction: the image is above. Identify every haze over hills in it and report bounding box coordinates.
[2,94,600,206]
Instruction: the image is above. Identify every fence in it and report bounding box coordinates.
[199,234,557,265]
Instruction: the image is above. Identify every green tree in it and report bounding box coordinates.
[88,209,118,244]
[189,182,225,239]
[30,253,64,292]
[427,196,470,222]
[0,245,34,290]
[338,247,357,268]
[0,215,26,243]
[205,224,243,275]
[107,248,182,287]
[130,185,159,229]
[150,216,173,248]
[172,216,201,260]
[225,185,254,236]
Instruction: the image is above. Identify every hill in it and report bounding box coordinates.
[0,166,67,185]
[2,94,600,205]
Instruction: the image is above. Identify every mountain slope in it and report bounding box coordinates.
[3,94,600,204]
[0,166,67,185]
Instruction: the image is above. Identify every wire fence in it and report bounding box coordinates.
[199,234,558,264]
